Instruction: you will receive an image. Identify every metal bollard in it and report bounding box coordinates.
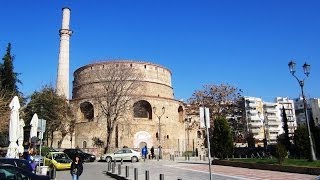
[49,167,56,179]
[52,167,56,179]
[108,161,111,171]
[157,155,159,161]
[145,170,149,180]
[125,166,129,178]
[112,162,115,173]
[134,168,138,180]
[118,164,121,175]
[185,154,187,160]
[173,155,175,161]
[160,174,164,180]
[188,154,190,161]
[200,155,202,160]
[121,158,123,165]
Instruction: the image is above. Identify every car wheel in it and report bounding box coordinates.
[106,156,112,162]
[131,156,138,162]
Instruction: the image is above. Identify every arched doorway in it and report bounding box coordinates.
[134,131,153,148]
[139,142,147,149]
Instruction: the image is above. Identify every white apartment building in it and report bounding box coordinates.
[263,102,282,144]
[310,98,320,126]
[276,97,297,138]
[244,96,265,147]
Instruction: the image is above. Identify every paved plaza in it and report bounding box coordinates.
[55,159,318,180]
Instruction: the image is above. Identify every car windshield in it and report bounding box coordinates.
[53,153,69,160]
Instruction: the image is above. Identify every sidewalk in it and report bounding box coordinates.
[107,159,239,180]
[107,158,317,180]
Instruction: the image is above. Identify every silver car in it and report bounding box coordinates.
[100,148,141,162]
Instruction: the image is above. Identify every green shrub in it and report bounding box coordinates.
[275,142,287,165]
[41,146,50,156]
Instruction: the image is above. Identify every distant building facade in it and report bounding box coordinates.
[276,97,297,139]
[263,102,281,145]
[244,96,265,147]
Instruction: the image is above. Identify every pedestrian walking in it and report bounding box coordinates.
[141,146,148,160]
[70,154,83,180]
[150,146,155,159]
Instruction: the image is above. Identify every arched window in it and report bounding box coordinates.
[133,100,152,119]
[197,131,201,138]
[80,102,94,121]
[83,141,87,148]
[178,106,184,122]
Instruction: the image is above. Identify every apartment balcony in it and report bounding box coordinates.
[265,109,278,113]
[266,115,278,120]
[267,121,280,126]
[269,133,279,138]
[249,110,258,114]
[250,115,261,121]
[250,121,262,127]
[251,128,261,134]
[248,103,257,107]
[268,127,280,132]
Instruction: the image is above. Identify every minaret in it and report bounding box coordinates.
[56,7,72,99]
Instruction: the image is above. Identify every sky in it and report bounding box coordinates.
[0,0,319,102]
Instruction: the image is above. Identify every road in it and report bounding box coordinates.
[55,159,317,180]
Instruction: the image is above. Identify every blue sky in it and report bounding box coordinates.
[0,0,319,102]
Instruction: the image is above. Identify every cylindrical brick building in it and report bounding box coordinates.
[70,60,187,156]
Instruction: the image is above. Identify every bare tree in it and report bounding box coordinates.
[57,105,75,148]
[91,63,142,153]
[188,83,243,124]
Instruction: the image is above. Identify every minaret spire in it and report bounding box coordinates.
[56,7,72,99]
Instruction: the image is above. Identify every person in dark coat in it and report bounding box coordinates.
[70,154,83,180]
[150,146,155,159]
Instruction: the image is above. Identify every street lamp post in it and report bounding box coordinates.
[153,106,165,159]
[288,60,316,161]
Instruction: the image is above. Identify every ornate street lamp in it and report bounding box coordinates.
[153,106,165,159]
[288,60,316,161]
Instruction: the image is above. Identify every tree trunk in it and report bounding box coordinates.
[50,131,54,148]
[104,130,114,154]
[58,133,67,148]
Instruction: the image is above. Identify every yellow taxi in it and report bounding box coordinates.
[44,152,72,170]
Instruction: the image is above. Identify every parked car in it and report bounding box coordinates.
[0,158,33,172]
[44,152,72,170]
[63,148,96,162]
[0,164,50,180]
[100,148,141,162]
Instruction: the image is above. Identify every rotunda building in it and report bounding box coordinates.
[70,60,187,155]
